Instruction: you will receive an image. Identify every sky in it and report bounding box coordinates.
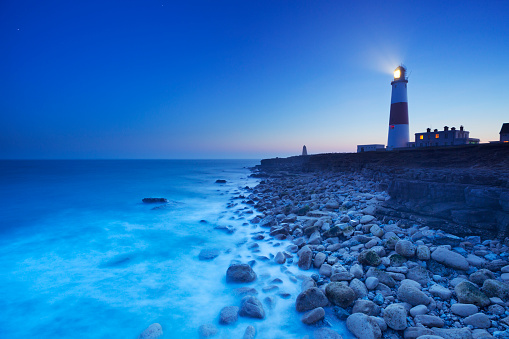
[1,0,508,159]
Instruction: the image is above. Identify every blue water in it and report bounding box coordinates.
[0,160,351,339]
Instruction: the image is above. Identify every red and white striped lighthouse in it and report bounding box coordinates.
[387,66,409,150]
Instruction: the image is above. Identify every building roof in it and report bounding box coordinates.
[500,123,509,134]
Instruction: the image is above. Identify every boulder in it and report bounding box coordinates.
[358,249,381,266]
[352,299,380,316]
[450,303,478,317]
[226,264,257,283]
[298,246,313,270]
[142,198,168,203]
[198,324,218,338]
[431,247,469,271]
[397,283,430,306]
[406,265,431,286]
[360,215,376,224]
[463,313,491,329]
[395,240,416,258]
[301,307,325,325]
[469,269,495,286]
[366,267,396,288]
[383,304,407,330]
[431,327,473,339]
[403,327,435,339]
[414,315,444,328]
[429,284,452,300]
[417,245,431,260]
[346,313,382,339]
[239,296,265,319]
[138,323,163,339]
[325,282,356,308]
[481,279,509,301]
[454,281,490,307]
[314,252,327,268]
[274,252,286,264]
[199,249,220,261]
[350,278,368,299]
[366,277,379,290]
[296,287,329,312]
[242,325,256,339]
[219,306,239,325]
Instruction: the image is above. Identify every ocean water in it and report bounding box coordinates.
[0,160,351,339]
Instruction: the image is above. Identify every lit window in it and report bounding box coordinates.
[435,134,439,138]
[419,135,423,140]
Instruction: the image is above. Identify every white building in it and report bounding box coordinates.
[412,126,479,148]
[357,144,385,153]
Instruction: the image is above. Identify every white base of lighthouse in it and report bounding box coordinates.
[387,124,409,150]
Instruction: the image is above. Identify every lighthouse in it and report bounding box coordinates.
[387,66,409,150]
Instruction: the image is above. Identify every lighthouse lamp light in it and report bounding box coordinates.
[394,69,401,79]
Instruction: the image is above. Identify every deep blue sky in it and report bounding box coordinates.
[1,1,508,159]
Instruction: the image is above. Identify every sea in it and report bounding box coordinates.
[0,160,351,339]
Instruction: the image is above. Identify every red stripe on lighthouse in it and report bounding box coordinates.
[389,102,409,125]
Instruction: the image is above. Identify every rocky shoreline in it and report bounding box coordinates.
[237,169,509,338]
[140,164,509,339]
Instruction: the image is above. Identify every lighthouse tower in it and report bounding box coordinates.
[387,66,409,150]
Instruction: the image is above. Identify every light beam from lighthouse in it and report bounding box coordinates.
[387,65,409,150]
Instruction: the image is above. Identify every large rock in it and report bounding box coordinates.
[431,327,472,339]
[463,313,491,328]
[243,325,256,339]
[481,279,509,301]
[314,252,327,268]
[360,215,376,224]
[450,303,478,317]
[403,327,435,339]
[429,284,452,300]
[414,315,444,328]
[239,296,265,319]
[469,269,495,286]
[295,287,329,312]
[352,299,380,316]
[139,323,163,339]
[325,282,356,308]
[417,245,431,260]
[298,246,313,270]
[199,249,220,261]
[397,283,430,306]
[301,307,325,325]
[366,267,396,288]
[383,303,407,330]
[406,265,431,286]
[226,264,256,283]
[219,306,239,325]
[454,281,490,307]
[431,247,469,271]
[350,278,368,299]
[395,240,416,258]
[358,249,381,266]
[346,313,382,339]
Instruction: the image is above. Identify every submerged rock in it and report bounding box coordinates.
[239,296,265,319]
[219,306,239,325]
[138,323,163,339]
[142,198,168,203]
[198,324,218,338]
[198,249,220,261]
[226,264,257,283]
[295,287,328,312]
